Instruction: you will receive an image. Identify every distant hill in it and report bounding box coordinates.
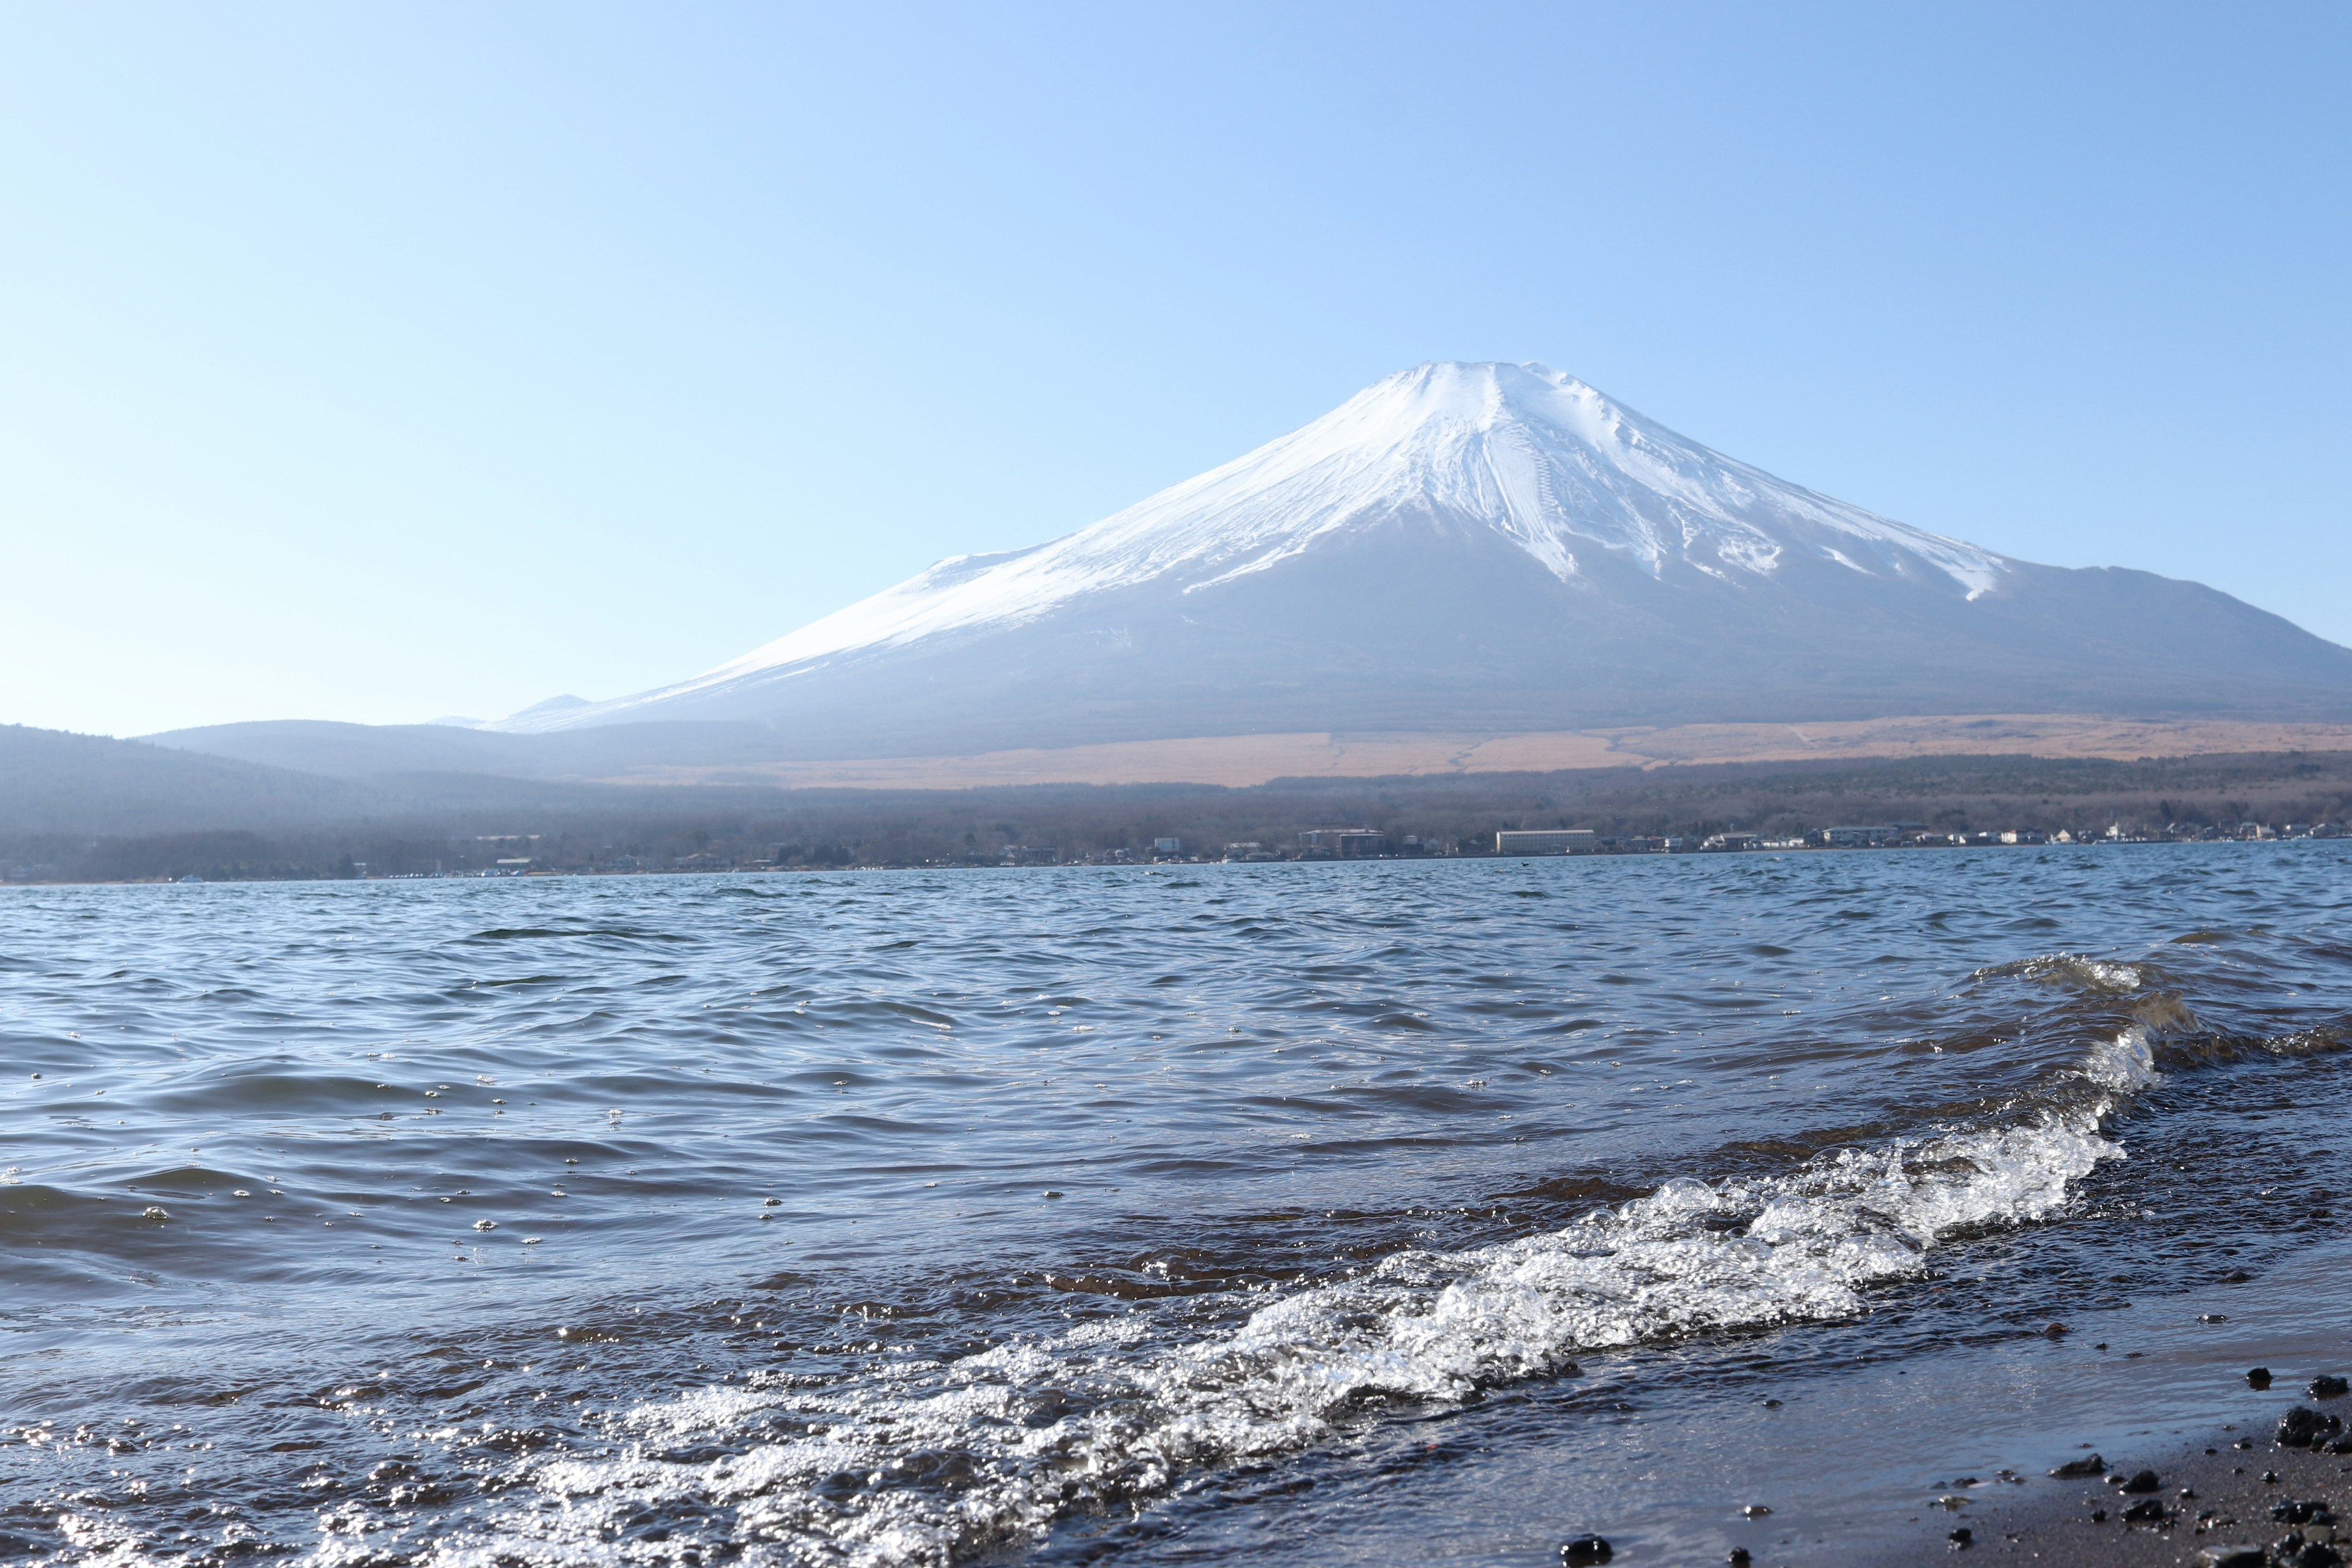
[7,713,2351,884]
[0,722,793,851]
[139,718,810,783]
[0,724,377,838]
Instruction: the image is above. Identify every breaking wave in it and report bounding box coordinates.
[1969,952,2146,994]
[392,1025,2167,1568]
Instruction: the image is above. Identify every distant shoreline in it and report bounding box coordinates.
[9,735,2350,887]
[6,831,2345,889]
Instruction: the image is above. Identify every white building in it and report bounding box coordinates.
[1494,829,1596,855]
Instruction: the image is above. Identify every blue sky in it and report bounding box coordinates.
[3,3,2346,736]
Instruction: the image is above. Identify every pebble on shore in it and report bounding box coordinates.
[1931,1387,2352,1567]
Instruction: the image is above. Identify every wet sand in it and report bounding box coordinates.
[1439,1232,2352,1568]
[1873,1408,2352,1566]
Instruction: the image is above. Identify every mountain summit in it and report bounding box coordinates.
[498,362,2352,752]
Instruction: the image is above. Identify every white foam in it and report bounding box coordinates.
[378,1035,2149,1568]
[1976,954,2146,995]
[2081,1023,2160,1093]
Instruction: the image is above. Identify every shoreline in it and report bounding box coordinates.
[5,834,2341,889]
[1458,1230,2352,1568]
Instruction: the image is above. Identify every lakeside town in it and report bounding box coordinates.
[176,814,2345,883]
[13,743,2351,884]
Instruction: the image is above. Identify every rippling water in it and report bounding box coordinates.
[3,847,2348,1565]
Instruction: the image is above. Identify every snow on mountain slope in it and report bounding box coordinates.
[496,363,2008,733]
[491,361,2352,746]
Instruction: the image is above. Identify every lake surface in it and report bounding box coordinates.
[3,847,2349,1566]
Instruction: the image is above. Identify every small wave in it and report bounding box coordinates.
[2077,1022,2160,1093]
[410,1033,2155,1568]
[2148,1022,2348,1071]
[1971,952,2145,994]
[466,927,692,943]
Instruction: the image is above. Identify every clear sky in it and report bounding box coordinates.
[4,3,2346,737]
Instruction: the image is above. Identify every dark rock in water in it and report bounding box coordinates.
[1740,1504,1772,1518]
[1561,1535,1613,1566]
[2121,1469,2163,1493]
[2050,1453,2106,1477]
[2310,1374,2350,1399]
[2194,1548,2264,1568]
[1727,1551,1751,1567]
[2122,1498,2168,1524]
[1948,1527,1972,1548]
[2280,1408,2329,1447]
[2250,1367,2275,1390]
[2201,1313,2229,1323]
[2043,1322,2070,1338]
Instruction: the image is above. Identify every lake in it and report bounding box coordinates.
[3,846,2348,1564]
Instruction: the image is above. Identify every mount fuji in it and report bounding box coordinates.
[490,361,2351,755]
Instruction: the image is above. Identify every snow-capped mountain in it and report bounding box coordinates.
[495,362,2352,752]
